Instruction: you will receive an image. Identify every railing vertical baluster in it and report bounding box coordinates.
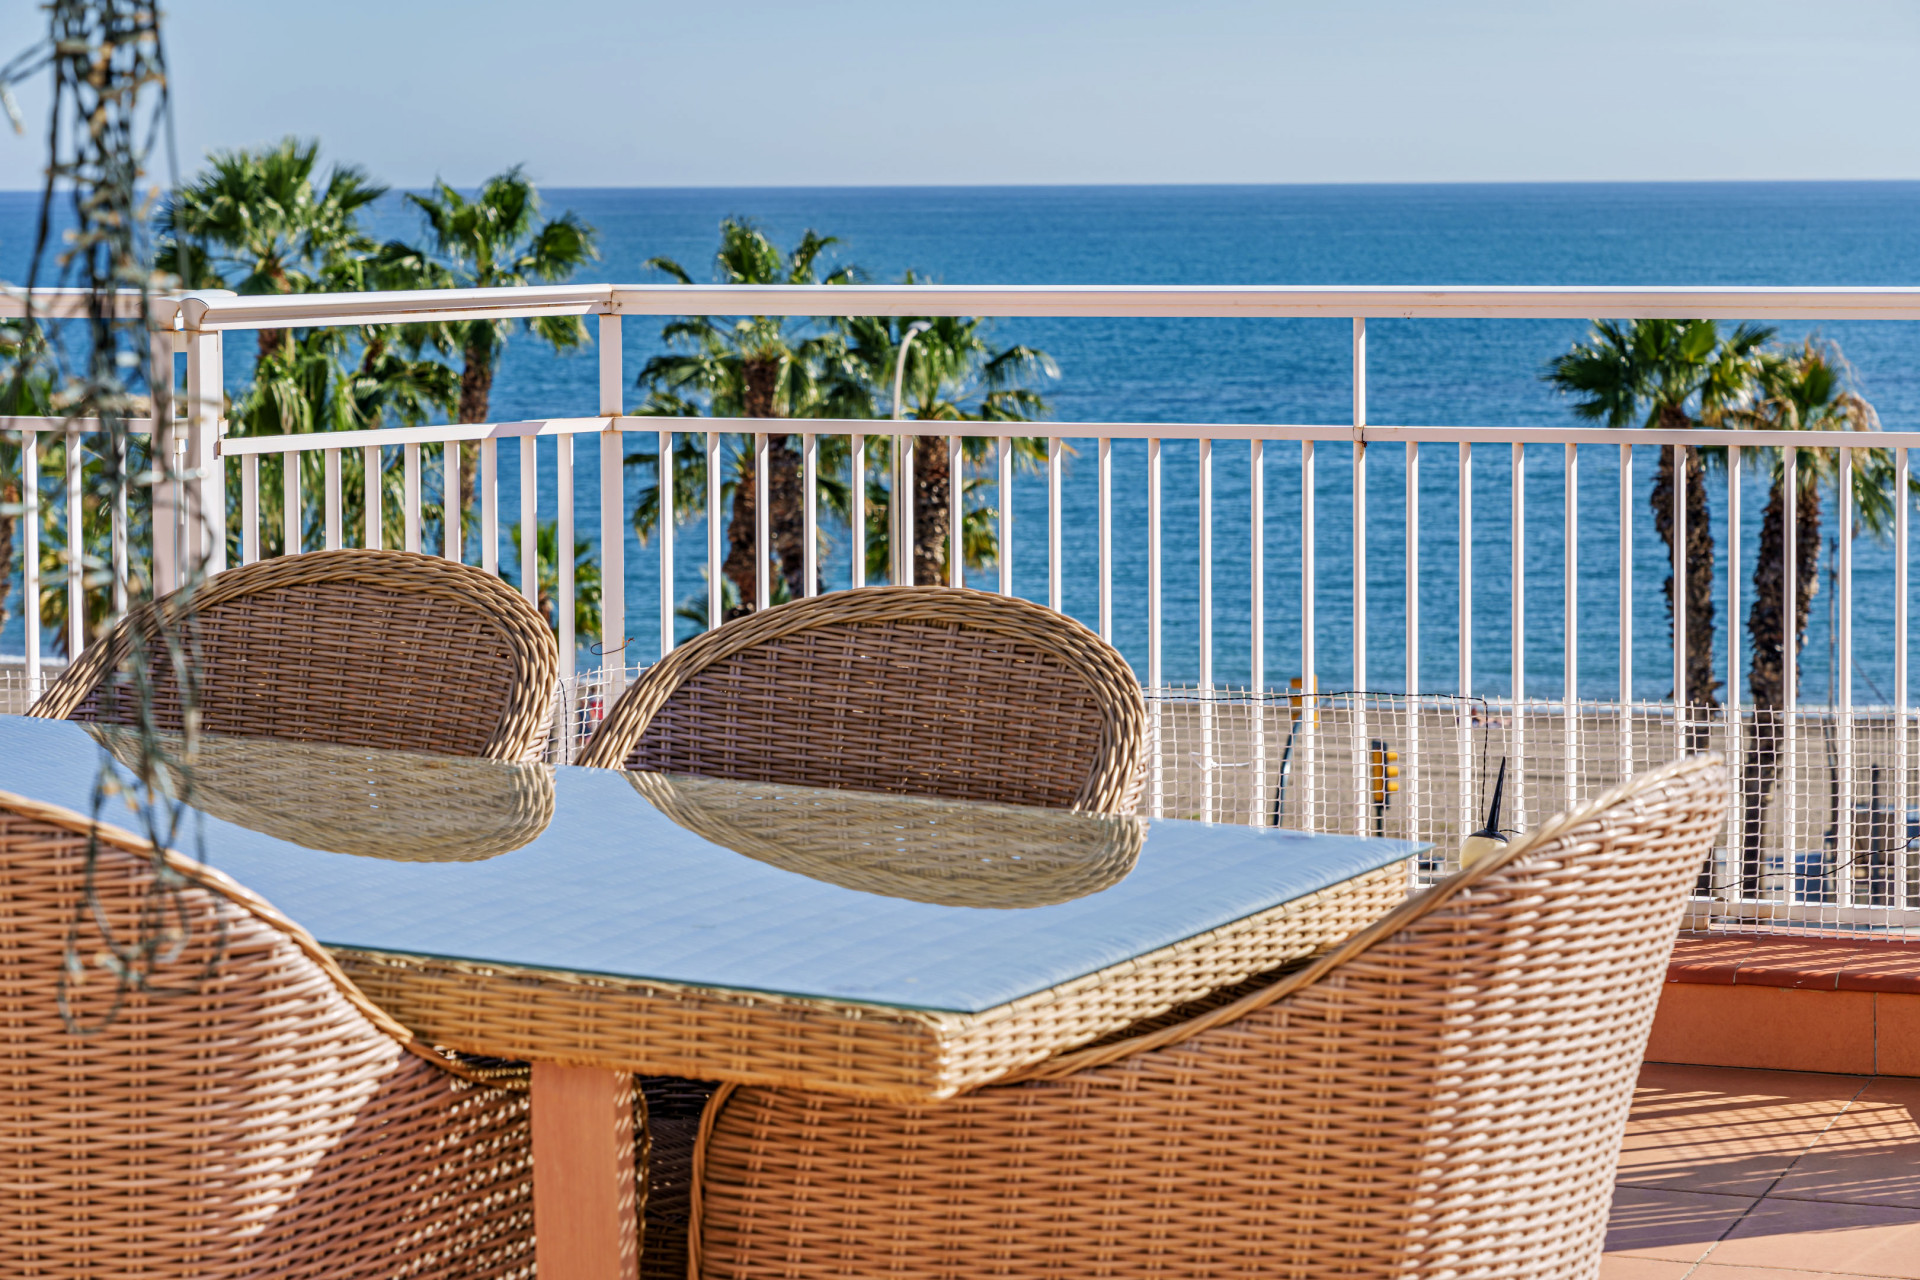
[1726,447,1741,901]
[110,436,127,617]
[286,449,305,556]
[1839,447,1854,908]
[1250,436,1265,826]
[657,429,673,651]
[1457,443,1470,697]
[64,429,83,656]
[403,444,421,553]
[1898,446,1910,907]
[1785,445,1799,898]
[1302,438,1316,831]
[1564,443,1577,808]
[442,442,461,562]
[1098,437,1112,640]
[803,432,818,597]
[325,448,343,551]
[850,434,866,591]
[948,434,963,588]
[367,445,385,551]
[1147,435,1162,818]
[242,453,260,565]
[896,436,914,588]
[558,432,576,682]
[998,435,1013,596]
[753,432,769,610]
[1673,444,1687,763]
[598,311,624,696]
[1199,434,1213,822]
[21,431,39,694]
[1404,438,1419,856]
[1510,442,1525,830]
[706,431,722,625]
[477,440,494,571]
[519,435,538,611]
[1620,444,1634,778]
[1406,441,1418,694]
[1048,436,1063,612]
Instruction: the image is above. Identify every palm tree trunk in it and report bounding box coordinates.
[1648,423,1720,747]
[1741,468,1822,894]
[912,436,953,586]
[454,334,494,526]
[720,359,810,616]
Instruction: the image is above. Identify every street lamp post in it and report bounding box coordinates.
[890,321,932,585]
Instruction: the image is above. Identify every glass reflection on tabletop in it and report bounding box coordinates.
[627,770,1147,908]
[86,726,554,862]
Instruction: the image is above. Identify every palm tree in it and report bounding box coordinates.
[1724,339,1886,894]
[408,169,598,509]
[508,520,602,641]
[835,308,1056,585]
[633,218,864,614]
[1545,319,1771,728]
[157,138,386,361]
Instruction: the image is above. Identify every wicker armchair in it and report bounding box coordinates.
[686,754,1728,1279]
[0,790,537,1278]
[29,549,557,761]
[579,586,1147,814]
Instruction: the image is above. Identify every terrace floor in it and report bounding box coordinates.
[1603,1064,1920,1278]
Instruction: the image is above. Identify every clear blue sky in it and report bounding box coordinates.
[2,0,1917,189]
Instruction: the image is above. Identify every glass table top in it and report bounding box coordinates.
[0,715,1423,1014]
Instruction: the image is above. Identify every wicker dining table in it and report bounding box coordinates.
[3,713,1421,1280]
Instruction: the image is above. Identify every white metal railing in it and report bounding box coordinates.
[10,283,1920,936]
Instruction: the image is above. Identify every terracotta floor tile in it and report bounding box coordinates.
[1619,1064,1870,1195]
[1711,1198,1920,1277]
[1770,1077,1920,1209]
[1596,1256,1695,1279]
[1605,1186,1756,1261]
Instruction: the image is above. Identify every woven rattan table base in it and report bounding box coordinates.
[333,861,1407,1100]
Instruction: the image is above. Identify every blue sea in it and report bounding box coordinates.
[8,182,1920,703]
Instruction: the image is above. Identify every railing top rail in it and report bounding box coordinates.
[209,416,1920,452]
[164,283,1920,331]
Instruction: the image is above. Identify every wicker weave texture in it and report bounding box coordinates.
[332,862,1406,1101]
[692,756,1727,1279]
[29,549,558,762]
[0,793,536,1279]
[578,587,1147,814]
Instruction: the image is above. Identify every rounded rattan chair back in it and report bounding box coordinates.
[29,549,558,761]
[689,754,1729,1279]
[0,791,534,1277]
[579,586,1147,814]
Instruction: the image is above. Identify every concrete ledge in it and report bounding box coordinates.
[1649,933,1920,1076]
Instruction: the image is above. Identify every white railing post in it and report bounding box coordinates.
[63,427,83,656]
[1250,435,1265,826]
[184,326,224,577]
[558,432,576,680]
[1838,447,1854,907]
[849,433,865,592]
[997,435,1013,596]
[1784,445,1799,897]
[148,328,178,594]
[753,432,769,609]
[1352,318,1366,691]
[1564,442,1578,806]
[369,444,388,552]
[1898,446,1911,907]
[1048,436,1063,612]
[1099,437,1113,640]
[948,434,963,589]
[598,313,625,693]
[519,436,538,611]
[803,432,819,597]
[707,431,723,624]
[1458,443,1471,696]
[1511,441,1525,829]
[1406,441,1418,694]
[21,428,39,695]
[404,444,422,554]
[1726,446,1742,901]
[657,429,674,652]
[326,449,344,551]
